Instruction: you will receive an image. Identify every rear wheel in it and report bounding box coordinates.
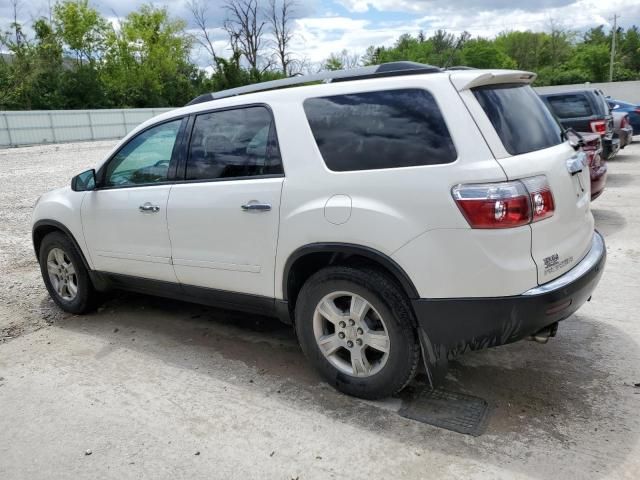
[295,266,420,399]
[39,232,98,314]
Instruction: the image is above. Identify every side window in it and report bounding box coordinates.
[303,89,457,172]
[186,106,283,181]
[104,119,182,187]
[545,94,593,118]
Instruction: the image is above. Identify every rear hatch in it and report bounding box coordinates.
[452,72,594,284]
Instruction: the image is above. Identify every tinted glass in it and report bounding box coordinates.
[105,119,181,187]
[303,89,457,172]
[186,106,282,180]
[545,94,594,118]
[474,85,563,155]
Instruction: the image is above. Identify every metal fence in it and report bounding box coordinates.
[0,108,173,148]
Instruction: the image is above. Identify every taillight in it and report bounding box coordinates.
[452,176,554,229]
[521,176,555,222]
[621,116,629,128]
[452,182,531,228]
[590,120,607,134]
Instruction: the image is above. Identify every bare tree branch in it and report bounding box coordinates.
[187,0,219,67]
[266,0,297,75]
[223,0,267,71]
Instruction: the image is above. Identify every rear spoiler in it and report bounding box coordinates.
[450,70,537,91]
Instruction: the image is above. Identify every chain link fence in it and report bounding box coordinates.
[0,108,173,148]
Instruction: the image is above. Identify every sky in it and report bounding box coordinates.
[2,0,640,67]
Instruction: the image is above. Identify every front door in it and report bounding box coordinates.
[167,105,284,297]
[82,118,185,282]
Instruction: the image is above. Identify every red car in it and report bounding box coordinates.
[581,132,607,200]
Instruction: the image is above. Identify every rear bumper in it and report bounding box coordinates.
[412,231,606,355]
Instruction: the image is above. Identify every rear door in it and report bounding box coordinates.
[166,105,284,297]
[460,82,593,284]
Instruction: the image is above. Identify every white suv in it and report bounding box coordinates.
[32,62,606,399]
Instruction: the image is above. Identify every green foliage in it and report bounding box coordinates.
[363,25,640,87]
[0,1,285,110]
[0,1,639,111]
[53,0,107,64]
[461,39,517,69]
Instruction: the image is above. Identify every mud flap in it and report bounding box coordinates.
[418,329,448,388]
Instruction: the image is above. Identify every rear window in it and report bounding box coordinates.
[303,89,457,172]
[545,94,594,118]
[474,84,563,155]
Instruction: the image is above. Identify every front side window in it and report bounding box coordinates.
[474,85,563,155]
[303,89,457,172]
[186,106,282,181]
[104,119,182,187]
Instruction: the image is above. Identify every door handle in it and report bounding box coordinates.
[139,203,160,213]
[241,201,271,212]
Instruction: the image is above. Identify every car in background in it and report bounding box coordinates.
[580,132,607,200]
[607,98,640,133]
[540,89,618,160]
[612,111,634,150]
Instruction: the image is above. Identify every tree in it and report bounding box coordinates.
[102,5,196,107]
[323,49,360,71]
[267,0,297,75]
[187,0,220,67]
[53,0,108,65]
[461,39,516,69]
[495,30,548,71]
[223,0,268,72]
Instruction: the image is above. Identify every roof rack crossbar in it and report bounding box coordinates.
[185,62,441,106]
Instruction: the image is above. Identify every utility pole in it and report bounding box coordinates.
[609,14,617,82]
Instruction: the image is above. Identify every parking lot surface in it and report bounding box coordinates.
[1,140,639,479]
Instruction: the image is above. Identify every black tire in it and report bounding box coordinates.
[39,231,99,314]
[295,266,420,399]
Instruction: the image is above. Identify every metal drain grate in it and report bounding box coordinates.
[399,387,490,436]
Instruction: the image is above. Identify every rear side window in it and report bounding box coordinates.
[545,94,594,118]
[303,89,457,172]
[186,106,283,181]
[474,84,563,155]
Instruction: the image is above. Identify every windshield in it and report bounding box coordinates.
[473,84,563,155]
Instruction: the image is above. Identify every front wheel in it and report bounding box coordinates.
[295,266,420,399]
[39,232,98,314]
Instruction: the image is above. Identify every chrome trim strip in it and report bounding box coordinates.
[523,232,605,296]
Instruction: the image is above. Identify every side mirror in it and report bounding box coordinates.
[71,169,96,192]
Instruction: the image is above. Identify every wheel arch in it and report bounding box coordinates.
[282,243,419,314]
[32,220,91,271]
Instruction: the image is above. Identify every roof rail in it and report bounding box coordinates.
[185,61,442,106]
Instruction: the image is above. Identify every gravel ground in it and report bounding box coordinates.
[0,139,639,479]
[0,140,116,339]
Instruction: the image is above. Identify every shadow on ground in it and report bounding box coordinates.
[52,290,640,479]
[592,208,627,236]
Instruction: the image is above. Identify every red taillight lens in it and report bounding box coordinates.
[452,176,555,229]
[590,120,607,134]
[452,182,531,228]
[521,176,555,222]
[621,116,629,128]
